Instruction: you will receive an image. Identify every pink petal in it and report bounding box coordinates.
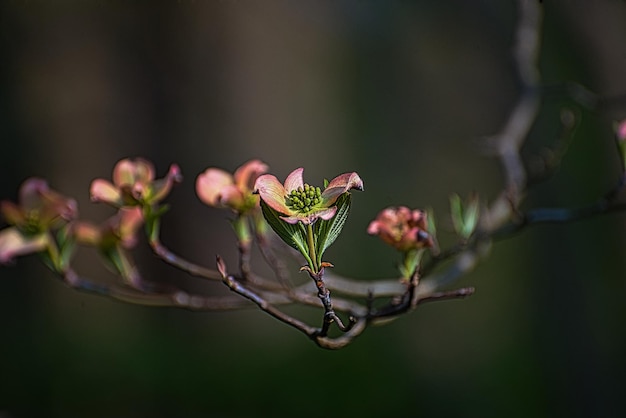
[283,168,305,193]
[113,158,155,186]
[254,174,291,214]
[90,179,122,205]
[196,168,234,207]
[315,206,338,221]
[0,201,26,226]
[280,207,337,225]
[367,219,382,235]
[72,221,102,246]
[218,184,245,208]
[19,178,49,211]
[234,160,269,192]
[150,163,183,203]
[135,159,156,182]
[0,227,49,264]
[117,207,144,248]
[321,172,364,205]
[39,188,78,224]
[280,214,306,224]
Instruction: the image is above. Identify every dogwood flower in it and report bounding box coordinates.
[196,159,268,213]
[254,168,363,225]
[0,178,77,263]
[73,207,144,249]
[90,158,182,207]
[367,206,433,252]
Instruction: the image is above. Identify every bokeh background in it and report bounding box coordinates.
[1,1,626,417]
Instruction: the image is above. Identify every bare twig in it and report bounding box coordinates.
[149,234,222,281]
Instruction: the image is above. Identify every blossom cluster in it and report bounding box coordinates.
[1,156,439,280]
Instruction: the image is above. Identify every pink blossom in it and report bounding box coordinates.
[73,207,144,249]
[90,158,182,207]
[367,206,433,251]
[1,178,77,233]
[196,159,268,212]
[0,178,76,263]
[254,168,363,225]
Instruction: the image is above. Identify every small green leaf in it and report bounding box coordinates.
[143,204,168,242]
[462,195,480,238]
[425,207,437,237]
[399,247,423,279]
[450,193,480,239]
[102,246,125,276]
[314,193,351,262]
[58,239,75,271]
[450,193,463,235]
[260,200,312,265]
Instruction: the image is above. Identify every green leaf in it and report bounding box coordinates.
[450,193,463,235]
[314,193,351,262]
[58,239,75,271]
[399,247,424,279]
[260,200,311,265]
[102,246,125,276]
[462,195,480,238]
[425,207,437,237]
[450,193,480,239]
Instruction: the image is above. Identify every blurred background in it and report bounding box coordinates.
[1,1,626,417]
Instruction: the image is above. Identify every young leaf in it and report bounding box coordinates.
[449,193,463,236]
[314,193,351,262]
[462,194,480,238]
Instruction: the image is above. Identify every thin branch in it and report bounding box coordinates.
[149,234,222,281]
[416,287,476,305]
[486,0,543,201]
[60,267,256,310]
[217,256,367,349]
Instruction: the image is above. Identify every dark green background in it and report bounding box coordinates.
[1,1,625,417]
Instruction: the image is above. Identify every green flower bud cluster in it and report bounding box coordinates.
[286,184,322,214]
[24,210,43,235]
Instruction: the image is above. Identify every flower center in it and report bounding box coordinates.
[285,184,322,214]
[22,210,42,235]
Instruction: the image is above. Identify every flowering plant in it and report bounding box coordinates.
[1,3,626,349]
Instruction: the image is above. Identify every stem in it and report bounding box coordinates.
[147,214,222,281]
[233,215,253,278]
[400,248,423,280]
[306,223,318,273]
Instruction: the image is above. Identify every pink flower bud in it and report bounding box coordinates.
[367,206,433,251]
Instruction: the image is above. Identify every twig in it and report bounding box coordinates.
[217,255,366,349]
[149,234,222,281]
[61,267,257,310]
